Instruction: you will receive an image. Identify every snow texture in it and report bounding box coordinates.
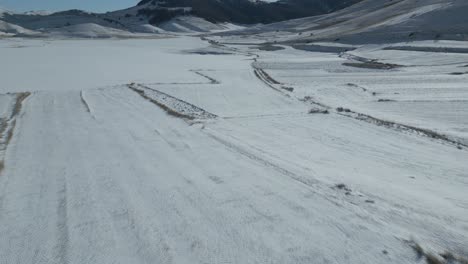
[0,36,467,264]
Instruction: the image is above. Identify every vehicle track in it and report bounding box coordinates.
[140,70,220,86]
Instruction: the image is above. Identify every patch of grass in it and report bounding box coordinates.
[449,72,468,75]
[129,86,195,120]
[0,160,4,174]
[352,112,467,149]
[281,86,294,92]
[0,118,7,139]
[0,92,30,155]
[334,183,352,192]
[406,239,468,264]
[336,107,351,113]
[10,92,31,119]
[309,108,329,114]
[343,61,401,70]
[256,45,285,51]
[5,120,16,145]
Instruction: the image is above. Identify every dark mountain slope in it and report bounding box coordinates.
[136,0,362,25]
[221,0,468,44]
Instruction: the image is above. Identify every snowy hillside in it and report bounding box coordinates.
[0,0,362,38]
[0,20,37,35]
[222,0,468,44]
[135,0,362,24]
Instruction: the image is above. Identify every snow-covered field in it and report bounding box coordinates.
[0,37,467,264]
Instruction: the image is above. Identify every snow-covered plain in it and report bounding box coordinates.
[0,36,467,264]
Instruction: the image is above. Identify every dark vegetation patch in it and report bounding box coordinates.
[187,51,233,55]
[339,109,467,149]
[308,108,329,114]
[0,92,31,175]
[336,107,351,113]
[406,240,468,264]
[0,118,7,141]
[334,183,351,191]
[333,183,352,195]
[128,84,217,120]
[342,61,401,70]
[377,99,396,102]
[384,46,468,54]
[5,92,31,146]
[292,44,355,53]
[11,92,31,119]
[449,72,468,75]
[254,45,285,51]
[281,86,294,92]
[129,86,196,120]
[300,96,330,109]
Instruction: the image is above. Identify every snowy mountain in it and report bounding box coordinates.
[2,0,467,42]
[0,20,37,35]
[0,0,361,37]
[225,0,468,44]
[135,0,362,24]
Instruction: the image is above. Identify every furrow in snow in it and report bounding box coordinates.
[254,64,466,149]
[141,69,220,86]
[253,67,294,95]
[190,70,220,84]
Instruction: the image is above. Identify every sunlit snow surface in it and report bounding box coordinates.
[0,37,467,263]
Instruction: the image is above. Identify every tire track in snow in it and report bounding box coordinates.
[199,129,355,210]
[80,90,96,120]
[139,69,220,86]
[55,179,69,264]
[252,67,294,96]
[79,91,91,113]
[190,70,220,84]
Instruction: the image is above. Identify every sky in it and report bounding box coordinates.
[0,0,138,13]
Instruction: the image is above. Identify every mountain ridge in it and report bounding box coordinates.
[135,0,362,24]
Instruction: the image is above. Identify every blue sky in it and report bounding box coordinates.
[0,0,138,13]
